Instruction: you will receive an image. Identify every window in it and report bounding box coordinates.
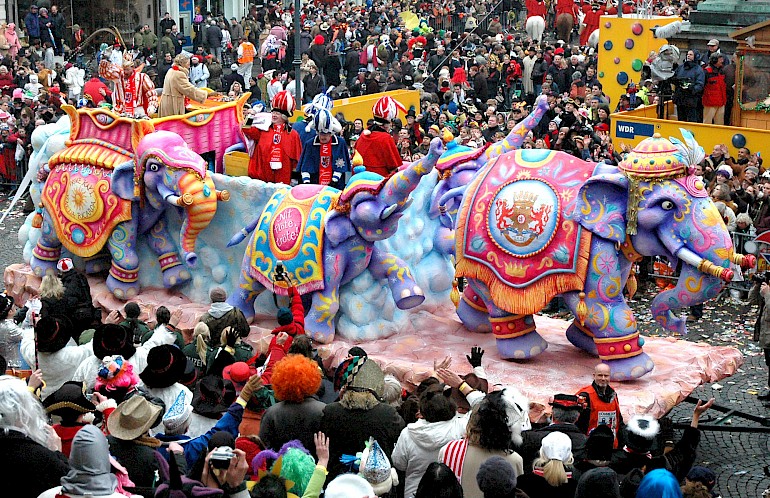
[739,53,770,108]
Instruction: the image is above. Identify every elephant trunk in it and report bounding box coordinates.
[484,94,550,161]
[650,263,724,334]
[379,137,444,206]
[178,173,219,267]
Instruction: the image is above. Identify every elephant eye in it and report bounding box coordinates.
[661,200,675,210]
[148,163,159,172]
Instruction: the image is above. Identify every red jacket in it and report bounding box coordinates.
[260,286,305,384]
[526,0,547,18]
[702,65,727,107]
[83,77,112,105]
[355,129,402,177]
[243,123,302,184]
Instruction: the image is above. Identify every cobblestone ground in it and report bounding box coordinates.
[1,192,769,496]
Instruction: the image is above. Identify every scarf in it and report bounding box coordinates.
[122,72,137,116]
[270,123,284,170]
[319,141,332,185]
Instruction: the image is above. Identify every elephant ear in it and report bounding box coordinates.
[573,172,629,243]
[111,160,138,201]
[325,210,358,248]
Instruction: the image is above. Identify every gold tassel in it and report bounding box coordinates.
[450,278,460,308]
[626,267,638,301]
[31,206,43,229]
[576,292,588,326]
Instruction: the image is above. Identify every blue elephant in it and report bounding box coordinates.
[30,130,229,299]
[453,135,750,380]
[227,138,446,343]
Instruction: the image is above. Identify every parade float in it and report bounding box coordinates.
[3,91,748,421]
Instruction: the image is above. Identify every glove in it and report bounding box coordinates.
[332,171,342,184]
[301,171,311,184]
[466,346,484,368]
[239,373,263,401]
[222,326,239,348]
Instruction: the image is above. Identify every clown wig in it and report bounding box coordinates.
[94,356,140,403]
[271,354,321,403]
[252,440,315,496]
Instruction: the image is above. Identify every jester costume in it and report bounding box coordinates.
[297,134,351,190]
[98,59,158,116]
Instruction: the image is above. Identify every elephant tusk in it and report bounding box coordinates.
[730,252,756,269]
[217,190,230,201]
[381,204,399,220]
[675,247,733,282]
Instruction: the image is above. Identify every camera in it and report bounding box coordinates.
[13,306,28,325]
[752,272,770,285]
[209,446,235,469]
[274,263,286,282]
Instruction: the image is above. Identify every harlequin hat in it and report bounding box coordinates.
[271,90,295,117]
[333,355,385,397]
[372,95,406,124]
[307,108,342,134]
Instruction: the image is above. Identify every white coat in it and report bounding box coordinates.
[20,329,93,399]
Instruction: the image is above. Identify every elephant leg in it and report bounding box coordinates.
[227,239,265,320]
[562,291,597,354]
[305,251,347,343]
[468,279,548,358]
[434,227,456,259]
[83,252,111,274]
[567,241,654,380]
[147,218,191,288]
[30,212,62,276]
[368,247,424,309]
[106,220,140,300]
[456,285,491,333]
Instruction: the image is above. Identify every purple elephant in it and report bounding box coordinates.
[453,135,752,380]
[227,137,446,343]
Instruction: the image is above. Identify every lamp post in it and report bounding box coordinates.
[293,0,302,103]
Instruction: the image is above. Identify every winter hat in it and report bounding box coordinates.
[162,389,193,434]
[276,307,293,325]
[35,315,72,353]
[716,164,733,179]
[746,166,760,176]
[686,466,717,490]
[476,456,517,495]
[334,356,385,397]
[314,34,325,45]
[625,415,660,453]
[43,381,96,422]
[12,88,22,100]
[57,257,74,272]
[359,437,398,494]
[191,375,237,418]
[271,90,296,117]
[372,95,406,124]
[585,424,615,461]
[107,395,163,441]
[325,474,375,498]
[0,293,13,317]
[93,323,136,360]
[575,467,621,498]
[540,431,573,462]
[209,287,227,303]
[139,345,187,388]
[222,361,255,391]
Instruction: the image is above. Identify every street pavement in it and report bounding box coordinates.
[1,192,769,496]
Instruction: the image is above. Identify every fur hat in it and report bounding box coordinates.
[107,396,163,441]
[36,315,72,353]
[192,375,237,418]
[334,356,385,397]
[93,323,136,360]
[271,90,296,117]
[626,415,660,453]
[139,345,186,388]
[43,381,96,421]
[477,456,517,495]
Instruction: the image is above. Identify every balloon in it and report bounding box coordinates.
[617,72,629,85]
[632,23,643,35]
[604,40,613,50]
[732,133,747,148]
[625,39,635,49]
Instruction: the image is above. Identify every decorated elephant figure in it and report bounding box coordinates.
[30,130,229,299]
[227,137,446,343]
[429,95,550,257]
[454,134,753,380]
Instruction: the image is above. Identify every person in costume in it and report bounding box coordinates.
[242,89,302,184]
[295,89,334,146]
[98,51,158,117]
[354,95,404,177]
[157,54,210,118]
[42,381,96,457]
[580,2,603,47]
[575,363,624,448]
[298,109,351,190]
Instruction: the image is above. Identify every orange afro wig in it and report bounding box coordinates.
[271,354,322,403]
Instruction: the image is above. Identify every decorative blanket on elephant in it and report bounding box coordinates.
[455,149,593,316]
[249,184,341,295]
[41,163,132,258]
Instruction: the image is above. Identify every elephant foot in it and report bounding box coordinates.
[566,321,598,355]
[84,255,111,274]
[604,353,655,380]
[227,292,256,320]
[594,332,654,380]
[491,314,548,359]
[395,285,425,310]
[31,242,61,276]
[304,316,336,344]
[160,254,192,288]
[107,262,139,301]
[457,286,491,333]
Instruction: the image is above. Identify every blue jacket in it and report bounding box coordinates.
[24,12,40,38]
[294,123,317,148]
[297,134,351,189]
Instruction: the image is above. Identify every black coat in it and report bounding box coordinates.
[0,429,69,498]
[320,401,405,482]
[516,471,578,498]
[519,423,588,470]
[108,436,160,497]
[308,44,328,71]
[205,25,223,50]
